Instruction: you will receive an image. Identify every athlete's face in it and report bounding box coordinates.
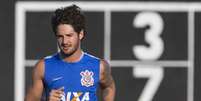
[56,24,84,56]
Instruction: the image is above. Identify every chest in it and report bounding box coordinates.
[44,62,99,92]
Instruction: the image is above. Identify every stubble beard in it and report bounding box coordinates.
[59,42,80,58]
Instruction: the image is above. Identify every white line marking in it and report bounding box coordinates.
[110,60,189,67]
[15,2,26,101]
[104,10,111,60]
[14,1,201,12]
[188,10,195,101]
[25,60,38,67]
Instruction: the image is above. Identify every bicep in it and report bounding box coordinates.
[99,60,114,88]
[31,70,44,97]
[25,59,44,100]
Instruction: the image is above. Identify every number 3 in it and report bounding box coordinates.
[133,12,164,60]
[133,12,164,101]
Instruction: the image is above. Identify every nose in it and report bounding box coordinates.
[62,36,69,45]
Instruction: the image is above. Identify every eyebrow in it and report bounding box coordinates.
[57,32,74,35]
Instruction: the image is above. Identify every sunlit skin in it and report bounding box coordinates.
[56,24,84,62]
[25,24,115,101]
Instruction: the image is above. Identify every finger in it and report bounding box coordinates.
[49,88,65,101]
[49,93,63,101]
[50,90,63,98]
[53,88,64,94]
[53,93,62,98]
[57,86,64,91]
[57,87,65,95]
[55,90,64,95]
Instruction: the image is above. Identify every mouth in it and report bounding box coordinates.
[62,46,69,50]
[61,45,71,50]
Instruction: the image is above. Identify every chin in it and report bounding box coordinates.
[61,50,74,56]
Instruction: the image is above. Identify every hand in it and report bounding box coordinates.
[48,87,64,101]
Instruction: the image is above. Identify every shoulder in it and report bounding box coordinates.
[44,53,59,61]
[83,52,109,72]
[84,52,100,61]
[99,59,111,79]
[35,59,45,68]
[99,59,114,88]
[100,59,110,70]
[33,59,45,79]
[36,53,58,78]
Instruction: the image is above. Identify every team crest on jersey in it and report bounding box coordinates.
[80,70,94,87]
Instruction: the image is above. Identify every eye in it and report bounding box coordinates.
[56,35,63,39]
[65,33,73,37]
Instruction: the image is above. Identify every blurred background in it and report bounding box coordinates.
[2,0,201,101]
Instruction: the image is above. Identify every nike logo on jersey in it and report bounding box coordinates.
[52,76,63,81]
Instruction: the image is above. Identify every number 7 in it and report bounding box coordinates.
[133,66,164,101]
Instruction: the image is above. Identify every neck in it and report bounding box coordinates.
[60,49,84,63]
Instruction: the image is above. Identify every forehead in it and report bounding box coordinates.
[56,24,76,34]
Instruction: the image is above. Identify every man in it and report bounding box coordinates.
[25,4,115,101]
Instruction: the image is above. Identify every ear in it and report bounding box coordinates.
[79,30,84,40]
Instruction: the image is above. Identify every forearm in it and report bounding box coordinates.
[25,93,41,101]
[102,82,115,101]
[25,88,42,101]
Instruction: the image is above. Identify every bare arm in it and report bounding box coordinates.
[25,59,44,101]
[100,60,116,101]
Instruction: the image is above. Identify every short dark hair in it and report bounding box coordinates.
[51,4,86,34]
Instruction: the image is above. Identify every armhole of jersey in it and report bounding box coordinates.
[96,59,101,91]
[43,55,53,83]
[43,53,57,80]
[41,59,48,100]
[43,58,49,97]
[98,59,102,82]
[43,58,47,81]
